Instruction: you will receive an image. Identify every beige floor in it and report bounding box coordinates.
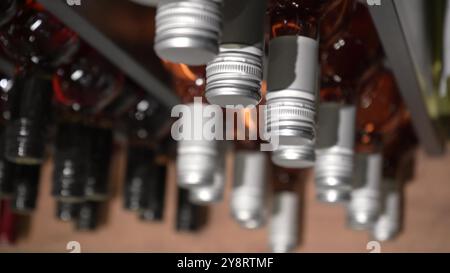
[1,143,450,253]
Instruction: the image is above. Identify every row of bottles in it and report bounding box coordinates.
[0,0,427,252]
[0,0,196,240]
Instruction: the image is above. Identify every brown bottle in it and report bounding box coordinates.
[315,2,382,203]
[266,0,329,168]
[0,0,80,70]
[348,64,408,230]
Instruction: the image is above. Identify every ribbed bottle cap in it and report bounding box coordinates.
[265,35,318,147]
[177,141,218,188]
[206,46,263,107]
[266,90,317,146]
[315,104,355,203]
[271,144,315,169]
[154,0,222,65]
[176,102,220,189]
[315,147,353,203]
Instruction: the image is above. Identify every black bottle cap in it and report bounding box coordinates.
[138,165,167,222]
[84,127,113,201]
[52,122,90,202]
[176,188,207,232]
[123,146,155,211]
[5,69,52,164]
[11,164,41,214]
[55,201,80,222]
[75,201,100,231]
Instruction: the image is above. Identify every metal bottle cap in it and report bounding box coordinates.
[269,191,299,253]
[347,153,383,230]
[266,35,319,147]
[176,103,220,189]
[206,46,263,107]
[154,0,223,65]
[371,179,401,241]
[315,104,356,203]
[189,143,226,204]
[205,0,266,107]
[231,151,267,229]
[271,144,315,169]
[189,167,225,204]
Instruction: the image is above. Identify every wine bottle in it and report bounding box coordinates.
[315,2,382,203]
[5,68,52,164]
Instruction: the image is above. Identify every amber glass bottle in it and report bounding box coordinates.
[347,64,409,230]
[267,0,336,169]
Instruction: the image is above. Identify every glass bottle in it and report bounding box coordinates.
[5,68,52,164]
[52,122,91,203]
[52,44,125,115]
[0,71,14,197]
[164,62,221,190]
[0,0,79,70]
[315,2,382,203]
[231,150,268,229]
[266,0,326,168]
[84,127,113,202]
[347,65,408,230]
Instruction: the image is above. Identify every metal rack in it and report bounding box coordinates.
[369,0,446,155]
